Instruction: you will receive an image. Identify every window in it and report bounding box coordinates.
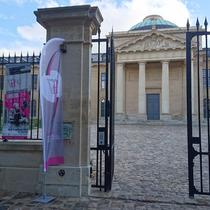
[101,72,106,89]
[32,99,37,117]
[203,69,210,87]
[101,99,105,117]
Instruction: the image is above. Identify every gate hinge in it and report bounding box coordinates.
[192,147,199,160]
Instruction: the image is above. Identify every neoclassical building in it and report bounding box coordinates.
[114,15,190,121]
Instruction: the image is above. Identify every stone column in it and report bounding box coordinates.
[35,5,103,197]
[138,62,146,119]
[161,61,170,119]
[116,63,125,115]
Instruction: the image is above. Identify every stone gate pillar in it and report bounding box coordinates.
[35,5,103,197]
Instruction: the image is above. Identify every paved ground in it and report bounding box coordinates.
[1,124,210,209]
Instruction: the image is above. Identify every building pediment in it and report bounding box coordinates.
[116,31,185,53]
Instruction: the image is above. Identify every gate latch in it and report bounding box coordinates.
[98,127,106,149]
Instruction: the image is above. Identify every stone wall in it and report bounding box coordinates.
[0,141,42,193]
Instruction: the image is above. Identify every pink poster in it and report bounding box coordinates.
[2,64,31,140]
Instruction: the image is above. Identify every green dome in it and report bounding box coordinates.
[130,15,177,31]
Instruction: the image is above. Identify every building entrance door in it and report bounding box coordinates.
[146,94,160,120]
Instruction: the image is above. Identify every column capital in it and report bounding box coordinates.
[34,5,103,41]
[139,62,146,71]
[161,60,170,64]
[138,61,146,65]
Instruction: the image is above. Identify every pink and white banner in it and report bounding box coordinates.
[2,64,31,139]
[40,38,64,172]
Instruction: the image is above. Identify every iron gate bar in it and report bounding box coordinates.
[195,19,203,193]
[30,52,35,139]
[36,53,41,140]
[99,31,102,191]
[186,20,196,198]
[109,32,115,191]
[204,19,210,194]
[104,37,109,191]
[187,33,195,197]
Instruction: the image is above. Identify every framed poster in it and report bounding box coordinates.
[2,64,31,139]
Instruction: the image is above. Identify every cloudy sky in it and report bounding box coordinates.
[0,0,209,55]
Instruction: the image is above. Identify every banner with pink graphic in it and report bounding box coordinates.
[2,64,31,139]
[40,38,64,172]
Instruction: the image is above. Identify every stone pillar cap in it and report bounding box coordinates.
[34,5,103,34]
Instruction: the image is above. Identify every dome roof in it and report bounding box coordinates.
[130,15,177,31]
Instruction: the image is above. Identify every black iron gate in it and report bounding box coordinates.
[186,18,210,197]
[90,30,115,191]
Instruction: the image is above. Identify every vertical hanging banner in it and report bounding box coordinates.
[40,38,64,172]
[2,64,31,139]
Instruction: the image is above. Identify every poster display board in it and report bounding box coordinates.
[2,64,31,139]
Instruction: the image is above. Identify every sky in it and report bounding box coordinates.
[0,0,209,55]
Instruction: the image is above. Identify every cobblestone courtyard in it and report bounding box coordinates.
[1,124,210,209]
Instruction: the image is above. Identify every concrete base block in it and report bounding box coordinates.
[38,165,91,197]
[0,167,40,193]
